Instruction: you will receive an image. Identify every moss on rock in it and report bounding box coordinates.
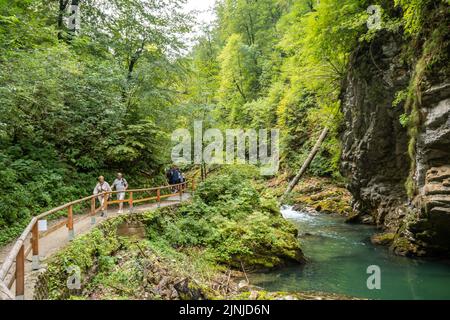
[371,233,396,246]
[235,290,363,300]
[276,176,354,216]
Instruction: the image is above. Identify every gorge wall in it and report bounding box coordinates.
[340,7,450,257]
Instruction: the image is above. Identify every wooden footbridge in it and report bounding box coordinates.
[0,181,193,300]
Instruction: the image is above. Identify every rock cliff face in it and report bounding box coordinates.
[408,83,450,255]
[340,28,450,256]
[340,32,411,229]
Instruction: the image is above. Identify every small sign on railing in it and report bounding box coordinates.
[38,220,48,232]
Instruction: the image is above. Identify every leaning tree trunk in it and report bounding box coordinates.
[282,127,329,201]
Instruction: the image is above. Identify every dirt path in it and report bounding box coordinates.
[0,193,191,300]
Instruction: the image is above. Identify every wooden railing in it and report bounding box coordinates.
[0,180,193,300]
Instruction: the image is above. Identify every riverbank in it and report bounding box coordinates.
[34,212,359,300]
[262,173,354,217]
[249,206,450,300]
[34,170,308,300]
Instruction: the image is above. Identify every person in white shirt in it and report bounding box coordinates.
[93,176,111,217]
[111,173,128,214]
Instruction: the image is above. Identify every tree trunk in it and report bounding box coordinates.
[57,0,69,39]
[282,127,329,200]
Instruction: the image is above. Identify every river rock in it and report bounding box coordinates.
[371,233,396,246]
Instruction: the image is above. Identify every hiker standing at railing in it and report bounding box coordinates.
[167,165,183,193]
[166,165,176,192]
[93,176,111,217]
[111,172,128,214]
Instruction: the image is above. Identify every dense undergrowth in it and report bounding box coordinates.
[38,168,303,300]
[0,0,189,246]
[144,168,304,270]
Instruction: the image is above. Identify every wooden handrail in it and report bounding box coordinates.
[0,180,191,300]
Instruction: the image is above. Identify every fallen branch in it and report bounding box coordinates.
[225,270,231,294]
[134,241,148,258]
[240,261,250,284]
[281,127,329,201]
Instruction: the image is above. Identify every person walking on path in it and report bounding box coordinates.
[111,172,128,214]
[93,176,112,217]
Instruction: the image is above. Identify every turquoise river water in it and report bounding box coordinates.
[249,206,450,300]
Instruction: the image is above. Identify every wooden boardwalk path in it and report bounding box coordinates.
[0,182,192,300]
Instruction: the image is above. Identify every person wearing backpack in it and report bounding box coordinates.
[166,165,176,192]
[166,165,183,192]
[166,166,175,184]
[173,166,182,184]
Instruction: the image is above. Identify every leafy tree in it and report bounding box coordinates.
[0,0,192,244]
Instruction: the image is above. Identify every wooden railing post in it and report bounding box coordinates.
[90,197,96,225]
[103,192,108,217]
[0,180,200,302]
[157,188,161,208]
[31,222,39,270]
[67,205,74,241]
[15,244,25,300]
[128,191,133,213]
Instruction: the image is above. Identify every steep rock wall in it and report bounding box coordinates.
[340,31,411,229]
[340,25,450,257]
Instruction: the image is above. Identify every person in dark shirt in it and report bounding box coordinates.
[166,165,183,192]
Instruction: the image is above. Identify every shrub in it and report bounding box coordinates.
[144,170,304,270]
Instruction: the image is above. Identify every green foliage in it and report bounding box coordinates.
[394,0,433,35]
[143,170,303,269]
[217,34,260,122]
[399,113,411,128]
[45,218,124,299]
[180,0,369,179]
[393,89,409,107]
[0,0,192,244]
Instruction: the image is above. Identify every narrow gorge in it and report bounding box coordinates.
[1,0,449,303]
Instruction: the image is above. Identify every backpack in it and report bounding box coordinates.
[173,170,181,183]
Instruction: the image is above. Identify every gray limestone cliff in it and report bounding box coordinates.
[340,10,450,257]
